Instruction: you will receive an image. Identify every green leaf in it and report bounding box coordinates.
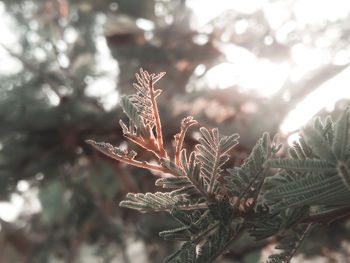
[225,133,274,198]
[181,151,207,197]
[160,158,186,177]
[302,124,336,163]
[164,243,196,263]
[86,139,137,159]
[155,176,191,189]
[159,226,191,241]
[196,127,239,194]
[120,192,180,212]
[267,224,313,263]
[265,158,336,172]
[337,162,350,190]
[265,173,341,200]
[120,95,143,128]
[332,108,349,161]
[266,173,350,212]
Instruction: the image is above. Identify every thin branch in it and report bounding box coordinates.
[185,166,214,203]
[234,168,265,210]
[175,117,198,166]
[191,222,220,245]
[243,170,268,215]
[148,77,167,158]
[338,163,350,189]
[124,132,164,159]
[301,205,350,225]
[285,223,314,263]
[86,140,181,177]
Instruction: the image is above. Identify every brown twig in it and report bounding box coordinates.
[284,223,314,263]
[86,140,181,177]
[123,133,163,158]
[174,117,198,166]
[148,77,167,158]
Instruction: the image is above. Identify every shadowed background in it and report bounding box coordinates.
[0,0,350,262]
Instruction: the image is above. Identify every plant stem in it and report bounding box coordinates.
[149,78,167,158]
[302,205,350,225]
[86,140,180,177]
[175,118,197,165]
[124,133,163,159]
[285,223,314,263]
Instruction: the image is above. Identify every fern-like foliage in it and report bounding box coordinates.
[87,69,350,263]
[162,201,244,263]
[265,108,350,213]
[249,205,309,241]
[195,223,243,263]
[266,224,314,263]
[196,127,239,197]
[224,132,280,210]
[85,140,137,160]
[157,152,207,201]
[130,68,165,127]
[120,192,189,212]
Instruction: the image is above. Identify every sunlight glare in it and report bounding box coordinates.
[294,0,350,26]
[0,2,22,75]
[189,0,350,140]
[205,63,237,89]
[187,0,262,26]
[280,66,350,135]
[0,3,17,45]
[204,46,289,97]
[0,194,23,222]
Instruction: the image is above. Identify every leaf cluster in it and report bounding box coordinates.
[88,69,350,263]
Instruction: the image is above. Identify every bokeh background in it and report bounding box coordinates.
[0,0,350,262]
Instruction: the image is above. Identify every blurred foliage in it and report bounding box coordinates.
[0,0,349,262]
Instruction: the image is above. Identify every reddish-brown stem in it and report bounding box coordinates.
[108,154,178,176]
[88,140,181,177]
[124,133,163,159]
[174,119,198,166]
[149,78,167,158]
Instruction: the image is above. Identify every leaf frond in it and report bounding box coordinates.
[265,158,336,172]
[225,132,277,200]
[119,192,182,212]
[332,107,349,161]
[266,224,313,263]
[196,127,239,195]
[302,123,336,163]
[85,139,137,159]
